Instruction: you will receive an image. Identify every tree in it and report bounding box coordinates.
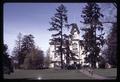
[97,55,106,68]
[3,44,13,74]
[20,34,35,68]
[12,34,45,69]
[23,47,44,69]
[81,3,105,68]
[22,53,31,69]
[100,3,117,67]
[105,23,117,67]
[48,4,68,69]
[44,49,51,68]
[31,47,44,69]
[12,33,22,68]
[62,30,79,68]
[62,34,70,66]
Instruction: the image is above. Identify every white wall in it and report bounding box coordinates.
[49,26,88,68]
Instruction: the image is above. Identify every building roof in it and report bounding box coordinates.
[79,40,84,46]
[49,38,61,45]
[70,23,80,34]
[49,41,60,45]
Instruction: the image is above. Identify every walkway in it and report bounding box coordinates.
[80,69,110,80]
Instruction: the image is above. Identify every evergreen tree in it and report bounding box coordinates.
[81,3,105,68]
[62,34,70,66]
[3,44,13,74]
[62,26,79,68]
[48,4,68,69]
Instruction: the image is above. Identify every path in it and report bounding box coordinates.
[80,69,110,80]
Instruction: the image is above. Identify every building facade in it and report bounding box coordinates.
[48,23,88,68]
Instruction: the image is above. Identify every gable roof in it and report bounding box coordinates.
[70,23,80,34]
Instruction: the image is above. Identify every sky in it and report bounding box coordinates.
[3,3,117,56]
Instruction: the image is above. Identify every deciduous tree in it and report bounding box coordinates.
[12,33,22,68]
[105,23,117,67]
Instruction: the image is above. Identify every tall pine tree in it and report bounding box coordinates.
[81,3,105,68]
[48,4,68,69]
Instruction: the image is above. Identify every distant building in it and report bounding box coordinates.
[48,23,88,68]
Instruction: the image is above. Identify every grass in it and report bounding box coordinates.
[4,69,93,80]
[4,68,117,80]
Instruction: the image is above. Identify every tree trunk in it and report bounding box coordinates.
[60,15,63,69]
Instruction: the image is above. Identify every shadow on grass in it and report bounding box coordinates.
[106,76,116,79]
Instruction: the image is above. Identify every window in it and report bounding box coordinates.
[72,43,78,53]
[72,43,77,48]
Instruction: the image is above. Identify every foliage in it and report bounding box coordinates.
[3,44,14,74]
[12,33,22,68]
[81,3,105,68]
[22,47,44,69]
[62,32,79,67]
[48,4,68,69]
[44,49,51,68]
[104,23,117,67]
[18,34,35,68]
[12,34,44,69]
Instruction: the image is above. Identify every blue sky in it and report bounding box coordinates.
[3,3,116,56]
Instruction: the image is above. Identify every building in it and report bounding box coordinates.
[48,23,88,68]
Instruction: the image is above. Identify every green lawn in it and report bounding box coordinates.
[93,68,117,79]
[4,69,93,80]
[4,68,117,80]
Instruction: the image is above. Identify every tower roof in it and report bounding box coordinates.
[70,23,80,34]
